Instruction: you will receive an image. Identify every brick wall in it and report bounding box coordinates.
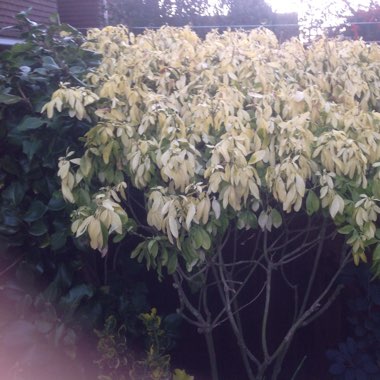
[57,0,105,30]
[0,0,57,38]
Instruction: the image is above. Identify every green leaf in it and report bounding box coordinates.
[0,93,22,105]
[16,116,45,131]
[182,238,197,263]
[148,239,159,258]
[167,252,178,274]
[22,139,42,160]
[100,221,109,250]
[131,242,146,259]
[28,220,48,236]
[190,227,203,250]
[199,228,211,250]
[271,209,282,228]
[373,244,380,261]
[51,231,67,250]
[237,211,258,230]
[372,180,380,199]
[306,190,320,216]
[0,156,22,176]
[113,231,126,243]
[191,226,211,250]
[42,56,60,70]
[48,197,67,211]
[161,247,169,266]
[337,225,354,235]
[76,188,92,206]
[43,265,72,303]
[2,211,21,228]
[23,200,48,222]
[1,182,26,205]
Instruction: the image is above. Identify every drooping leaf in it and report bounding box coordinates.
[306,190,320,216]
[271,209,282,228]
[167,252,178,275]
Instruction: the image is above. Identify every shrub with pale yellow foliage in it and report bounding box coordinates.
[44,25,380,273]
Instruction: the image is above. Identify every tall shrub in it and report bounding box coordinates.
[45,25,380,379]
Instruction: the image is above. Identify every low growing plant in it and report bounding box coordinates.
[327,263,380,380]
[95,311,191,380]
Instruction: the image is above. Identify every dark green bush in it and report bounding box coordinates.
[0,14,183,380]
[0,12,98,249]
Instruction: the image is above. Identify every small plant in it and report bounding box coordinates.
[327,264,380,380]
[139,308,171,380]
[95,316,129,380]
[327,337,379,380]
[95,311,190,380]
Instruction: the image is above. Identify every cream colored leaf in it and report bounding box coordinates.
[330,194,344,219]
[295,175,305,197]
[249,150,266,165]
[202,197,210,224]
[76,216,93,237]
[88,219,101,250]
[293,91,304,102]
[212,198,221,219]
[186,203,196,229]
[58,162,70,179]
[110,212,122,234]
[168,216,179,239]
[258,211,268,231]
[248,180,260,200]
[61,184,75,203]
